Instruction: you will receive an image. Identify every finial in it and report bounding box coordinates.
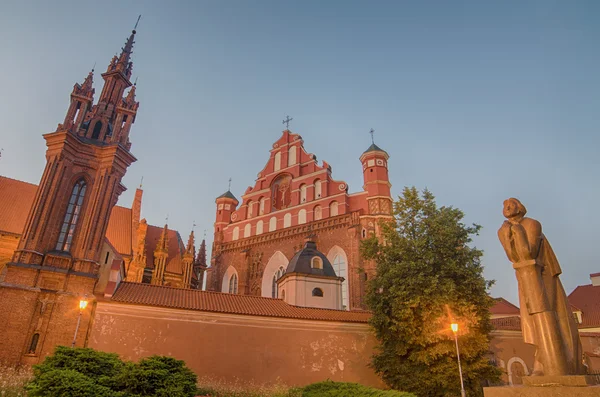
[203,229,207,239]
[139,176,143,188]
[192,220,197,231]
[134,15,141,32]
[228,177,232,191]
[165,214,169,224]
[282,115,293,130]
[92,61,96,73]
[369,128,375,144]
[134,76,138,86]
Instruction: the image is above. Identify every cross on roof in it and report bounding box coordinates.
[282,115,293,130]
[369,128,375,144]
[228,177,232,191]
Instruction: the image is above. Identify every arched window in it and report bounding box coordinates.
[312,288,323,297]
[281,289,285,300]
[311,257,323,269]
[228,273,238,294]
[256,220,264,235]
[300,184,307,203]
[271,266,286,298]
[314,205,322,221]
[314,179,322,198]
[259,198,267,215]
[244,223,251,238]
[56,179,87,252]
[28,333,40,354]
[91,121,102,140]
[288,146,297,166]
[333,254,348,310]
[232,227,239,241]
[362,228,367,238]
[330,201,339,217]
[298,209,307,224]
[247,201,253,219]
[283,213,292,228]
[274,152,281,171]
[269,217,277,232]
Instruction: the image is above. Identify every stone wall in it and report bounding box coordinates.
[88,301,385,388]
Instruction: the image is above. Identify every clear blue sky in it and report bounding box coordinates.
[0,0,598,303]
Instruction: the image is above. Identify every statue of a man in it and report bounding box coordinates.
[498,198,584,376]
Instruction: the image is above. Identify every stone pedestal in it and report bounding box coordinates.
[484,376,600,397]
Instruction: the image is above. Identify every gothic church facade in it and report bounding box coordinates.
[207,129,393,310]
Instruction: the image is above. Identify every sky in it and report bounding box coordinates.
[0,0,598,304]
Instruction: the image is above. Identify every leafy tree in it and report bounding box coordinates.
[362,187,501,397]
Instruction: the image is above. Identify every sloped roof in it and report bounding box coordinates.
[363,143,387,155]
[111,282,372,323]
[216,190,237,201]
[0,176,38,234]
[144,225,185,275]
[490,297,520,316]
[286,240,337,277]
[105,206,132,256]
[569,283,600,329]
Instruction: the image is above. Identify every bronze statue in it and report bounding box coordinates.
[498,198,584,376]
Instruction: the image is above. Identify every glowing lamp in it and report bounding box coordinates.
[79,300,88,310]
[451,323,458,333]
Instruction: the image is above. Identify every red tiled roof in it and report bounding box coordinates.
[0,176,133,257]
[490,297,520,316]
[491,316,521,331]
[0,176,38,235]
[145,225,185,275]
[105,206,132,256]
[111,282,372,323]
[569,284,600,329]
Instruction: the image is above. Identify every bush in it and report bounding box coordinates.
[115,356,197,397]
[300,381,415,397]
[26,369,121,397]
[26,347,197,397]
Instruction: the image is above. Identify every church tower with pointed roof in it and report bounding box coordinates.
[0,26,142,365]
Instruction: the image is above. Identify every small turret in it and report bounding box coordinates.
[214,190,238,243]
[360,141,392,215]
[152,223,169,285]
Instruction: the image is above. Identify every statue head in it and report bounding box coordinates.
[503,198,527,219]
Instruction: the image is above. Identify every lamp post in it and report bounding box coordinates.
[451,323,466,397]
[71,299,88,348]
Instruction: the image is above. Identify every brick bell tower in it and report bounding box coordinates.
[0,27,141,365]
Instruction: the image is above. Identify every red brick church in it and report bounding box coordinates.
[1,24,600,388]
[206,128,394,310]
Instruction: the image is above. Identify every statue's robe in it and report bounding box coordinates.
[518,235,584,374]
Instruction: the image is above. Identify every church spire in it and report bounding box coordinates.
[116,29,136,77]
[157,223,169,252]
[186,230,195,256]
[196,238,206,266]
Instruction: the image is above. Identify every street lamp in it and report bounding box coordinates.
[451,323,466,397]
[71,299,88,348]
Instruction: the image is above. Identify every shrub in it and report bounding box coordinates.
[115,355,197,397]
[26,369,121,397]
[300,381,415,397]
[26,347,197,397]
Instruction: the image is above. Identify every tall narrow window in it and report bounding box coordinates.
[333,254,348,310]
[256,220,264,235]
[314,205,322,221]
[28,333,40,354]
[259,198,267,215]
[232,227,240,241]
[247,201,253,219]
[56,180,87,252]
[330,201,339,217]
[284,213,292,228]
[298,209,307,224]
[274,152,281,171]
[229,273,238,294]
[269,217,277,232]
[244,223,251,238]
[314,179,322,198]
[271,266,286,298]
[300,184,307,203]
[288,146,297,166]
[91,121,102,140]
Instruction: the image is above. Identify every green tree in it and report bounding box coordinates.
[362,187,501,397]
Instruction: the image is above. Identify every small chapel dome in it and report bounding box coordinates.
[286,239,337,277]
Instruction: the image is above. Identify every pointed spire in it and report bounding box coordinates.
[157,223,169,252]
[196,238,207,266]
[73,69,95,98]
[116,16,140,76]
[186,230,195,255]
